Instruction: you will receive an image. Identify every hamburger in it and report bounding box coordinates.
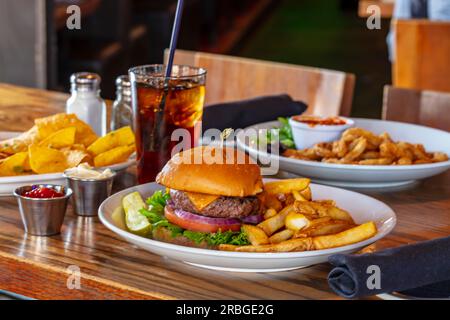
[149,146,264,248]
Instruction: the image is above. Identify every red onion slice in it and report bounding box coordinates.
[169,205,242,226]
[241,214,264,225]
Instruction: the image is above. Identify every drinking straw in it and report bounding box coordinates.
[165,0,185,80]
[151,0,184,150]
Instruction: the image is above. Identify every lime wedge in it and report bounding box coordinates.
[122,192,152,236]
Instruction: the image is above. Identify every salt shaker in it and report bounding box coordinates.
[111,75,133,131]
[66,72,107,136]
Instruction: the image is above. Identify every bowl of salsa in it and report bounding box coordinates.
[288,115,354,150]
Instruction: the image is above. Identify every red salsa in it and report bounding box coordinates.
[23,187,64,199]
[292,115,347,127]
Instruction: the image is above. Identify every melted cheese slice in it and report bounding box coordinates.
[185,191,220,211]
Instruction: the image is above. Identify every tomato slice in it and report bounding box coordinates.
[164,206,241,233]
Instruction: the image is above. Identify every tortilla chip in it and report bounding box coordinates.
[0,152,29,176]
[61,149,90,168]
[87,126,135,157]
[38,127,76,149]
[94,145,135,167]
[0,126,40,154]
[35,113,98,147]
[28,145,67,174]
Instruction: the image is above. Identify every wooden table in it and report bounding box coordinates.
[358,0,395,18]
[0,83,449,299]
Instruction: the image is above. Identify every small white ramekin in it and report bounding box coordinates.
[288,116,354,150]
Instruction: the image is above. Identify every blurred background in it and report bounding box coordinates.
[0,0,394,118]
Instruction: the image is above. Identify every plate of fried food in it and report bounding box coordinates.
[0,113,136,195]
[99,146,396,272]
[237,118,450,188]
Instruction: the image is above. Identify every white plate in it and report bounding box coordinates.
[98,181,396,272]
[0,131,135,196]
[236,119,450,188]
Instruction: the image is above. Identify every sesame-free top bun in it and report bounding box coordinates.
[156,146,263,197]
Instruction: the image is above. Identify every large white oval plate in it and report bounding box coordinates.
[236,119,450,188]
[0,131,135,196]
[98,181,396,272]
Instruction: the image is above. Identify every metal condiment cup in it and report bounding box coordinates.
[63,170,116,217]
[14,185,72,236]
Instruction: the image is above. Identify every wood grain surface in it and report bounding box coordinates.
[0,83,449,300]
[382,85,450,131]
[170,50,355,117]
[394,19,450,93]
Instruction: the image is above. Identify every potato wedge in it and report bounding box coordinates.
[264,178,310,195]
[242,224,269,245]
[235,237,313,252]
[312,222,377,250]
[257,204,294,236]
[269,229,294,244]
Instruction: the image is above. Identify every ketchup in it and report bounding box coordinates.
[23,186,65,199]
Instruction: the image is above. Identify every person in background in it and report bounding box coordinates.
[387,0,450,61]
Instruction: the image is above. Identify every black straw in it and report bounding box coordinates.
[165,0,185,79]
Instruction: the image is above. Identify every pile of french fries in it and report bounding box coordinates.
[283,127,448,165]
[219,178,377,253]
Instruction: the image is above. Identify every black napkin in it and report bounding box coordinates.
[328,236,450,299]
[202,94,307,132]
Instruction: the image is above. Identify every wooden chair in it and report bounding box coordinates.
[167,50,355,116]
[382,85,450,131]
[393,19,450,93]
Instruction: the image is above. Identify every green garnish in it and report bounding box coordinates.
[262,117,295,149]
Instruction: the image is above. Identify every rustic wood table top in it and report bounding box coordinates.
[0,83,449,300]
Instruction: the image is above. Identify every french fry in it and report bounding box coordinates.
[235,237,313,253]
[264,193,283,211]
[242,224,269,245]
[269,229,294,244]
[300,187,312,201]
[312,221,377,250]
[285,212,310,231]
[293,201,317,216]
[264,178,310,195]
[257,204,294,236]
[295,220,353,238]
[218,244,239,251]
[263,208,277,220]
[292,190,307,201]
[325,206,354,223]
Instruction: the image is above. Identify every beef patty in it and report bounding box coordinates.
[169,189,261,218]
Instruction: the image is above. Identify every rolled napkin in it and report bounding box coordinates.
[202,94,307,132]
[328,236,450,299]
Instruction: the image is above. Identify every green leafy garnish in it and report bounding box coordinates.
[183,229,249,246]
[263,117,295,149]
